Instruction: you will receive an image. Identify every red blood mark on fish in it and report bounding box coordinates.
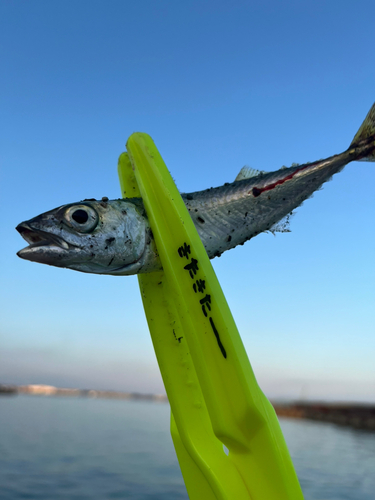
[250,163,316,197]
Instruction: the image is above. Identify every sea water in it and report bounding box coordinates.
[0,395,374,499]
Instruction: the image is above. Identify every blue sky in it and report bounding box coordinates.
[1,0,374,402]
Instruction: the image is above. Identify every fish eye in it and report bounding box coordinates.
[72,209,88,224]
[65,205,99,233]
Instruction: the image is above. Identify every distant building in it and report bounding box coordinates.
[19,384,57,395]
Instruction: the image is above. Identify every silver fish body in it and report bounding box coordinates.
[16,103,375,276]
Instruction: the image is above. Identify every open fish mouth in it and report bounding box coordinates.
[16,223,77,252]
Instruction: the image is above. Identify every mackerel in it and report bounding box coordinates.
[16,103,375,276]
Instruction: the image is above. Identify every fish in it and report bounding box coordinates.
[16,103,375,276]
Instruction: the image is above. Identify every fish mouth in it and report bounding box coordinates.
[16,223,77,257]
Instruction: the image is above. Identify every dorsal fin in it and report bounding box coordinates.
[234,166,262,182]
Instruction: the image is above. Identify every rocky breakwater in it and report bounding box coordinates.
[273,402,375,431]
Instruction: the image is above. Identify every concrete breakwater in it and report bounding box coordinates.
[1,384,374,431]
[274,402,375,431]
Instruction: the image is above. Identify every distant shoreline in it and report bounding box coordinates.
[1,384,374,431]
[0,384,168,402]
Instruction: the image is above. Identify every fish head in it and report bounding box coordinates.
[16,199,156,275]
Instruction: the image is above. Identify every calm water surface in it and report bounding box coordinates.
[0,396,374,499]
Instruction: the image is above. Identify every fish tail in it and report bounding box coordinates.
[350,102,375,161]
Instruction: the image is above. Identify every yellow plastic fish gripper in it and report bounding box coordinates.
[117,134,304,500]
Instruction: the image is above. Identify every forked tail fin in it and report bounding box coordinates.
[350,102,375,161]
